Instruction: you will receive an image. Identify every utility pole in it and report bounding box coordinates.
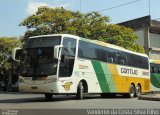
[148,0,150,15]
[80,0,81,12]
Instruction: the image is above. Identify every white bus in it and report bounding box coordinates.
[12,34,150,101]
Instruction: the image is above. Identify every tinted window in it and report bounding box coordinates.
[78,40,149,69]
[150,63,160,73]
[127,53,149,69]
[117,51,127,65]
[92,44,107,62]
[78,41,95,59]
[59,37,76,77]
[25,36,61,48]
[107,48,117,63]
[62,38,76,56]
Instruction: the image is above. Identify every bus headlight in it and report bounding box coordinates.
[45,78,57,83]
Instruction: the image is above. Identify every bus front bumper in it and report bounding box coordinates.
[19,82,59,93]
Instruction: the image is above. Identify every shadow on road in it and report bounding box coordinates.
[0,93,133,104]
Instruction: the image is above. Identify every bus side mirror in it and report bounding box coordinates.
[54,45,63,60]
[12,47,22,62]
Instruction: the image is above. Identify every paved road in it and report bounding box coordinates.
[0,92,159,109]
[0,93,160,115]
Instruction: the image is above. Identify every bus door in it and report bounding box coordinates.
[58,37,77,92]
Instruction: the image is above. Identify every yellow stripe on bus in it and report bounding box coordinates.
[108,64,150,93]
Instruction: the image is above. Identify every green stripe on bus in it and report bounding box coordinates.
[151,73,160,88]
[100,63,117,92]
[91,61,110,92]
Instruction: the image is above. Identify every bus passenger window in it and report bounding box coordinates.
[154,67,158,73]
[117,51,127,65]
[119,60,125,65]
[78,49,83,58]
[107,48,118,64]
[151,67,154,73]
[108,58,113,63]
[158,67,160,73]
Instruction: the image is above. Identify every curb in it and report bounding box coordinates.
[138,94,160,101]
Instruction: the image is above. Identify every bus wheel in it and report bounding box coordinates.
[45,93,53,101]
[135,84,141,97]
[76,82,84,100]
[128,84,135,98]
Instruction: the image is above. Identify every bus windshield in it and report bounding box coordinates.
[20,36,61,77]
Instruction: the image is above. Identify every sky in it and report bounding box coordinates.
[0,0,160,37]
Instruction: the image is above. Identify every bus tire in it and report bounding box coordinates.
[128,84,135,98]
[45,93,53,101]
[76,82,84,100]
[135,84,141,97]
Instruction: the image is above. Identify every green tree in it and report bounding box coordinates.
[104,24,145,53]
[20,7,110,40]
[20,6,144,53]
[0,37,21,69]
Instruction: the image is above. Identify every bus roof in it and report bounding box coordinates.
[29,34,80,40]
[29,34,148,58]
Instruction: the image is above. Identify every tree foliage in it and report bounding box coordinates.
[20,6,144,53]
[0,37,21,69]
[105,24,145,53]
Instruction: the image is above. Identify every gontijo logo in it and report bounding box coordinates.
[118,65,150,78]
[121,68,138,75]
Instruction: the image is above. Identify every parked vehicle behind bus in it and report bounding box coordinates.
[12,34,150,101]
[150,60,160,92]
